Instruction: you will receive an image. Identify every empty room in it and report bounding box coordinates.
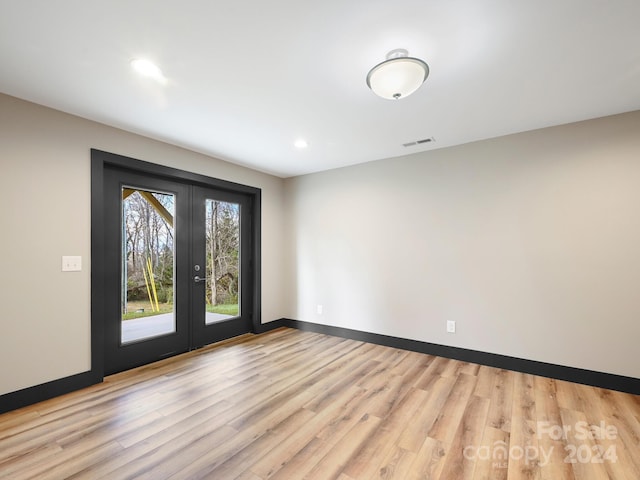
[0,1,639,479]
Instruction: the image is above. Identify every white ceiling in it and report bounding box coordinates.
[1,1,639,178]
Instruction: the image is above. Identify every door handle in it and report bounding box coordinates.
[194,275,207,283]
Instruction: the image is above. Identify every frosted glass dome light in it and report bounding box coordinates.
[366,49,429,100]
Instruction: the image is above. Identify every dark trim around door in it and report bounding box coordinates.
[92,149,262,376]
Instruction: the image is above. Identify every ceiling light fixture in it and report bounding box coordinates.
[294,139,309,149]
[130,58,167,84]
[366,49,429,100]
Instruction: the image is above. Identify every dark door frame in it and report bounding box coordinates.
[91,148,262,380]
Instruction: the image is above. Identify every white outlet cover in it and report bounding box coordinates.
[447,320,456,333]
[62,255,82,272]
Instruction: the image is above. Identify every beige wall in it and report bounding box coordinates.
[285,110,640,379]
[0,94,286,395]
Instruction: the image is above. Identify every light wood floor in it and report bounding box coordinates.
[0,328,638,479]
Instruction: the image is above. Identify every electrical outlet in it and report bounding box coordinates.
[446,320,456,333]
[317,305,323,315]
[62,255,82,272]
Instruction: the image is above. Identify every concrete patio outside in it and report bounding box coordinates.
[121,312,234,343]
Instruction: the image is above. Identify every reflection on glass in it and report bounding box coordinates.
[205,199,240,324]
[121,188,175,343]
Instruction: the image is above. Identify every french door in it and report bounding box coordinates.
[103,164,254,375]
[191,185,252,347]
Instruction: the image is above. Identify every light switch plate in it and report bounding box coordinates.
[62,256,82,272]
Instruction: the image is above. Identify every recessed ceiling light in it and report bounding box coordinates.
[294,139,308,149]
[131,58,167,84]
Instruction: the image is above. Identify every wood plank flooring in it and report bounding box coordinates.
[0,327,638,479]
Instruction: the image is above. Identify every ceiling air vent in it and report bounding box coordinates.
[403,137,435,147]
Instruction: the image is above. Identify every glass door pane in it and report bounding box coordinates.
[204,199,240,324]
[121,187,176,343]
